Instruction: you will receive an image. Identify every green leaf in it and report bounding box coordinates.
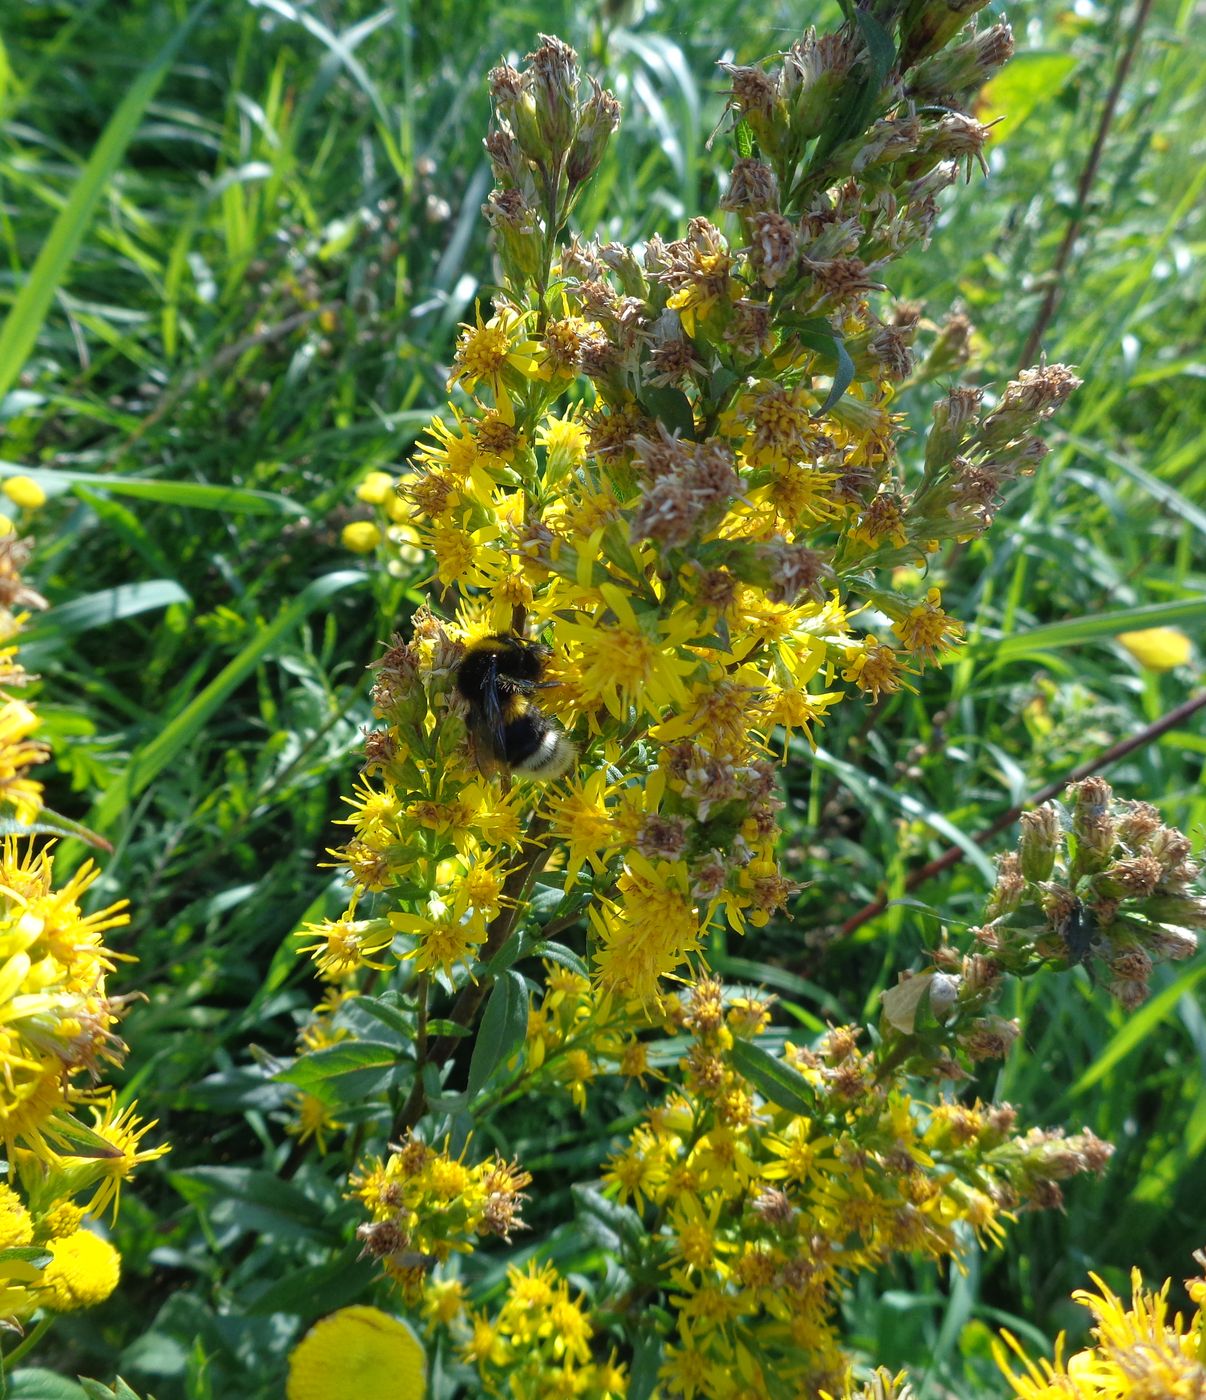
[527,941,590,980]
[785,318,856,415]
[79,1382,151,1400]
[638,384,695,439]
[22,581,191,646]
[854,8,896,83]
[1062,962,1206,1102]
[278,1040,403,1099]
[980,597,1206,663]
[75,569,365,848]
[466,969,529,1099]
[978,52,1080,136]
[572,1184,646,1252]
[168,1167,329,1242]
[425,1019,473,1039]
[7,1374,90,1400]
[734,117,755,160]
[628,1326,665,1400]
[0,7,205,404]
[347,995,414,1042]
[0,806,112,852]
[730,1039,818,1115]
[244,1243,374,1316]
[0,462,307,518]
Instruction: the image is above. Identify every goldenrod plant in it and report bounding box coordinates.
[281,13,1202,1400]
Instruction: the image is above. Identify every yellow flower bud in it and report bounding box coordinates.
[341,521,382,554]
[2,475,47,509]
[1116,627,1192,671]
[356,471,396,505]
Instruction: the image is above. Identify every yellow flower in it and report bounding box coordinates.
[0,1183,33,1248]
[287,1306,426,1400]
[73,1096,170,1222]
[356,471,397,505]
[287,1091,346,1152]
[447,302,537,405]
[38,1228,121,1312]
[544,767,622,889]
[893,588,964,663]
[1116,626,1192,671]
[2,476,47,510]
[559,587,701,722]
[342,521,382,554]
[995,1265,1206,1398]
[390,894,489,977]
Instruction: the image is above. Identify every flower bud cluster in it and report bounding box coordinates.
[981,777,1202,1008]
[881,779,1203,1078]
[485,36,620,293]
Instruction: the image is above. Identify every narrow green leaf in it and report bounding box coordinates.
[0,6,206,403]
[981,597,1206,661]
[730,1039,817,1115]
[6,1373,90,1400]
[572,1184,646,1251]
[527,941,590,980]
[80,570,365,841]
[466,969,529,1099]
[23,581,191,645]
[1063,962,1206,1101]
[0,461,307,518]
[278,1040,400,1092]
[0,806,112,852]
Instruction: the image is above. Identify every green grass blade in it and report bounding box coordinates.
[0,461,308,517]
[1060,961,1206,1101]
[0,5,205,404]
[84,569,366,836]
[23,580,191,645]
[978,597,1206,661]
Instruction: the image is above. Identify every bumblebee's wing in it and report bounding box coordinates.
[479,654,509,756]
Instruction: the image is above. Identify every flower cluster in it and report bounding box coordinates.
[597,978,1110,1398]
[352,1134,532,1300]
[288,15,1103,1397]
[0,523,167,1334]
[454,1260,626,1400]
[326,21,1082,1001]
[995,1251,1206,1398]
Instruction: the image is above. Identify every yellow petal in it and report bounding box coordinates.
[1116,627,1192,671]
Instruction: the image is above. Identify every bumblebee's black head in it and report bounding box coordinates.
[455,634,548,701]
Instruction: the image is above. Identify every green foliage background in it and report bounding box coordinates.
[0,0,1203,1393]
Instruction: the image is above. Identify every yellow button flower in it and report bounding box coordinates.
[39,1229,121,1312]
[2,476,47,510]
[342,521,383,554]
[1116,626,1192,671]
[287,1305,426,1400]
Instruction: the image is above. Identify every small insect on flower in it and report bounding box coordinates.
[455,634,576,779]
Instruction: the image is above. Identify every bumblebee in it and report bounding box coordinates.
[455,634,575,779]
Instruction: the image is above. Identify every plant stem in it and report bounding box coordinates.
[1017,0,1155,368]
[3,1314,54,1369]
[393,815,552,1135]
